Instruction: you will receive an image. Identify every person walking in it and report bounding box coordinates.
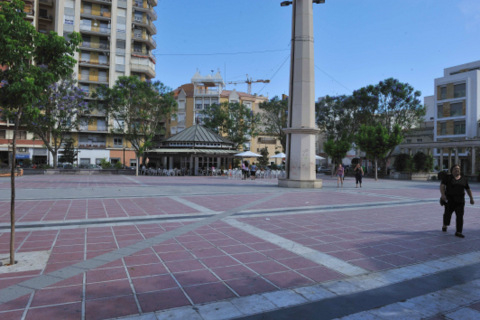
[354,163,364,188]
[440,164,475,238]
[250,162,257,180]
[241,161,249,180]
[336,164,344,188]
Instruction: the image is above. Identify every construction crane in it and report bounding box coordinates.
[227,74,270,95]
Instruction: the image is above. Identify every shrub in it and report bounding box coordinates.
[413,152,433,172]
[99,158,112,169]
[114,161,123,170]
[394,153,412,172]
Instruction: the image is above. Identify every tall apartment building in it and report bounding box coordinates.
[171,71,282,158]
[0,0,158,168]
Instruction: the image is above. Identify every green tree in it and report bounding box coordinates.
[355,124,403,181]
[352,78,425,174]
[259,96,288,151]
[316,95,358,172]
[94,76,177,176]
[324,138,351,175]
[0,0,81,264]
[258,147,269,167]
[58,138,78,165]
[316,95,359,140]
[201,101,261,149]
[24,75,89,168]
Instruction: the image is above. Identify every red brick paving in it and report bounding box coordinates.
[0,175,479,319]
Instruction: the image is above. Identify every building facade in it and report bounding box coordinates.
[171,71,282,164]
[397,60,480,176]
[1,0,158,168]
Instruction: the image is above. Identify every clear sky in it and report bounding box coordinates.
[154,0,480,102]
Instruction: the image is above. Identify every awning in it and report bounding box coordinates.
[148,148,238,155]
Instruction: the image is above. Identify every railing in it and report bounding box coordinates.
[81,42,110,50]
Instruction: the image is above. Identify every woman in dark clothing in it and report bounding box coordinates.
[440,164,475,238]
[354,163,364,188]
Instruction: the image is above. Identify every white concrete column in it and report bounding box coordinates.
[454,147,459,166]
[194,157,199,175]
[169,156,173,169]
[279,0,321,189]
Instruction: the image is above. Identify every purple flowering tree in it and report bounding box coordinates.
[25,75,90,168]
[0,0,81,265]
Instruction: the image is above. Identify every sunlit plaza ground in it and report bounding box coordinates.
[1,174,480,320]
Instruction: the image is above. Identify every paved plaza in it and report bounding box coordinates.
[0,173,480,320]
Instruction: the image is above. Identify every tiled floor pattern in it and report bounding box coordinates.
[0,175,478,319]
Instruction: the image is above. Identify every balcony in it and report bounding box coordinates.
[80,42,110,52]
[39,0,54,7]
[84,0,112,4]
[78,75,109,85]
[130,58,155,78]
[81,11,111,22]
[79,59,110,69]
[78,143,107,149]
[80,25,111,36]
[39,14,53,21]
[194,88,221,97]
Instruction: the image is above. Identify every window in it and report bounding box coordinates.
[130,159,137,167]
[114,119,125,130]
[406,139,411,143]
[97,119,106,131]
[81,51,90,62]
[439,87,447,100]
[117,22,126,33]
[115,55,125,65]
[454,83,466,98]
[116,40,126,49]
[439,123,446,135]
[65,0,75,8]
[0,130,6,139]
[454,121,466,135]
[113,137,123,146]
[80,158,90,165]
[417,139,422,142]
[64,15,74,25]
[450,102,463,117]
[99,54,108,65]
[178,100,185,110]
[17,131,27,140]
[437,104,443,118]
[98,70,107,82]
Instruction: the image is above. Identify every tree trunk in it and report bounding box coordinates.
[135,156,139,176]
[374,158,378,181]
[53,149,58,169]
[9,111,22,265]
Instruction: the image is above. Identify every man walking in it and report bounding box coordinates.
[440,164,475,238]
